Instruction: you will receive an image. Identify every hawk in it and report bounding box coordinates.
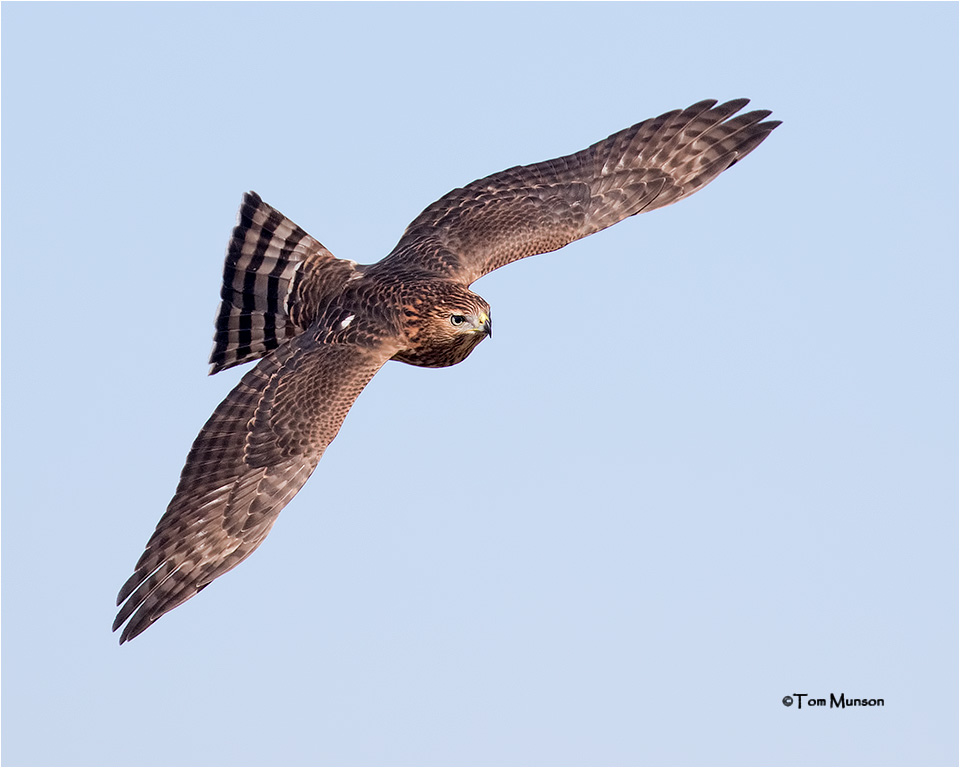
[114,98,780,643]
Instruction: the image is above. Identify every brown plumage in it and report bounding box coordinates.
[114,98,780,643]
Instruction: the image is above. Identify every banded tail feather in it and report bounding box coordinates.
[209,192,361,374]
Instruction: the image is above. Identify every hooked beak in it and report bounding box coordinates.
[478,313,492,338]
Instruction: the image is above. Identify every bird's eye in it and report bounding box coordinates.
[450,314,466,327]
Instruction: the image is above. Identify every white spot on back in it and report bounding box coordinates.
[340,314,355,329]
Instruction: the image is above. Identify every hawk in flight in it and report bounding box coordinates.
[115,98,779,643]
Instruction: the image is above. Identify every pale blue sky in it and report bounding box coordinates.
[2,2,957,765]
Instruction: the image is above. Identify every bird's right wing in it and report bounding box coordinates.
[114,333,397,643]
[378,98,780,286]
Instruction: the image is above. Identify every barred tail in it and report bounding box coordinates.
[210,192,345,374]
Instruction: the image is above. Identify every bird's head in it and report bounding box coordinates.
[393,283,491,368]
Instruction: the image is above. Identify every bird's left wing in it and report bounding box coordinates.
[114,334,397,643]
[377,98,779,286]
